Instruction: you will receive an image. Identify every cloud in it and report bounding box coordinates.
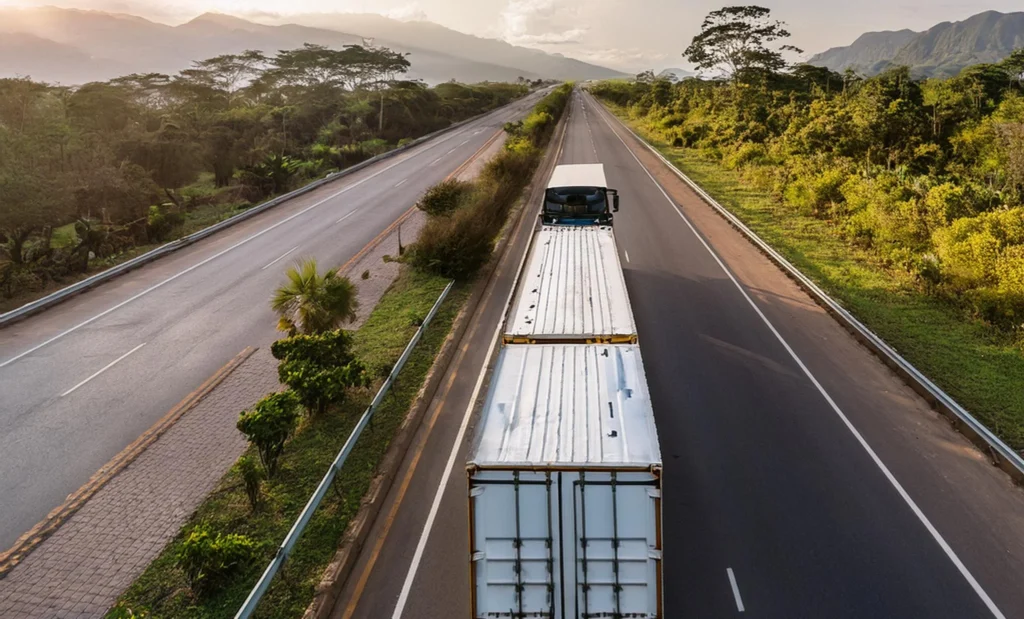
[501,0,584,45]
[385,2,428,22]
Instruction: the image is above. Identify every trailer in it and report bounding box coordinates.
[504,225,636,345]
[467,344,663,618]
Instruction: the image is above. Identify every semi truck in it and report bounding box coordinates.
[467,163,663,618]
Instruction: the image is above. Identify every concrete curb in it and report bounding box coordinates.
[591,94,1024,486]
[0,95,535,329]
[302,98,570,619]
[0,346,258,577]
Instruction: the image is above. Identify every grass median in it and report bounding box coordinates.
[108,269,469,619]
[605,105,1024,451]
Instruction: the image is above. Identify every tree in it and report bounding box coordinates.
[236,391,301,477]
[270,330,368,415]
[271,258,359,334]
[684,6,802,81]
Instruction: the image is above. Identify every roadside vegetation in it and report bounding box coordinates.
[107,83,570,617]
[0,46,533,311]
[590,5,1024,447]
[108,267,468,619]
[408,83,573,279]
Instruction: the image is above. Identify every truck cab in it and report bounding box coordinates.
[542,163,619,226]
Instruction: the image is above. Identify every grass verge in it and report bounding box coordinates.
[107,268,469,618]
[607,105,1024,451]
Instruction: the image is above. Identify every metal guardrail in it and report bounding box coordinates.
[0,90,539,329]
[596,97,1024,484]
[235,280,454,619]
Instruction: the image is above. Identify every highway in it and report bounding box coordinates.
[0,90,548,552]
[332,89,1024,618]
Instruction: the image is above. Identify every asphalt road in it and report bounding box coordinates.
[332,89,1024,618]
[0,90,549,551]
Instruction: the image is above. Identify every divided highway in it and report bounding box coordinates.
[332,89,1024,618]
[0,90,548,551]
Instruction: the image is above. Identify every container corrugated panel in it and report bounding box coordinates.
[505,226,636,344]
[469,344,661,468]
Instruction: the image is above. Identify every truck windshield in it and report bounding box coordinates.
[544,187,607,216]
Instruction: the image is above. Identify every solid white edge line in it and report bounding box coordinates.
[0,116,488,369]
[61,342,146,397]
[390,317,502,619]
[336,209,360,224]
[260,246,298,270]
[590,92,1007,619]
[727,568,745,613]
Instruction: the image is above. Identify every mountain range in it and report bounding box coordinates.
[0,6,624,86]
[810,10,1024,77]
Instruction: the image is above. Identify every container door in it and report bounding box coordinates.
[471,470,559,618]
[563,470,662,619]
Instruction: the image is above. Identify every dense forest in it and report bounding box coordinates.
[0,44,530,301]
[593,24,1024,331]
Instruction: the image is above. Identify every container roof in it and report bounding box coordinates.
[547,163,607,189]
[469,344,661,468]
[505,226,635,343]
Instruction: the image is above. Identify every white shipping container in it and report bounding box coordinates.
[468,344,662,618]
[504,226,636,345]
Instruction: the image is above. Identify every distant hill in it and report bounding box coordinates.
[0,7,623,85]
[810,30,918,75]
[0,32,130,84]
[890,11,1024,77]
[657,68,696,81]
[811,10,1024,77]
[272,13,622,82]
[809,11,1024,77]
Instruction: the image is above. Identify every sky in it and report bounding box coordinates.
[0,0,1021,72]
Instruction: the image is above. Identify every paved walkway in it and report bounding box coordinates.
[0,348,281,619]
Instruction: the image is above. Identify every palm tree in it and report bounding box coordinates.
[272,258,358,335]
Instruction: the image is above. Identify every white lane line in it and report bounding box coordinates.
[261,246,298,270]
[459,139,470,146]
[336,209,360,224]
[727,568,745,612]
[0,122,474,369]
[394,178,408,188]
[624,249,630,263]
[429,155,444,166]
[61,343,146,397]
[446,147,457,155]
[594,97,1008,619]
[391,317,502,619]
[391,189,541,617]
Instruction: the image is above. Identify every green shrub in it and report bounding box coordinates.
[417,179,472,216]
[176,523,255,597]
[235,455,264,511]
[407,206,494,280]
[237,392,301,477]
[271,331,369,416]
[146,204,183,242]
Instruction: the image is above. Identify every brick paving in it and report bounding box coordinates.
[0,348,281,619]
